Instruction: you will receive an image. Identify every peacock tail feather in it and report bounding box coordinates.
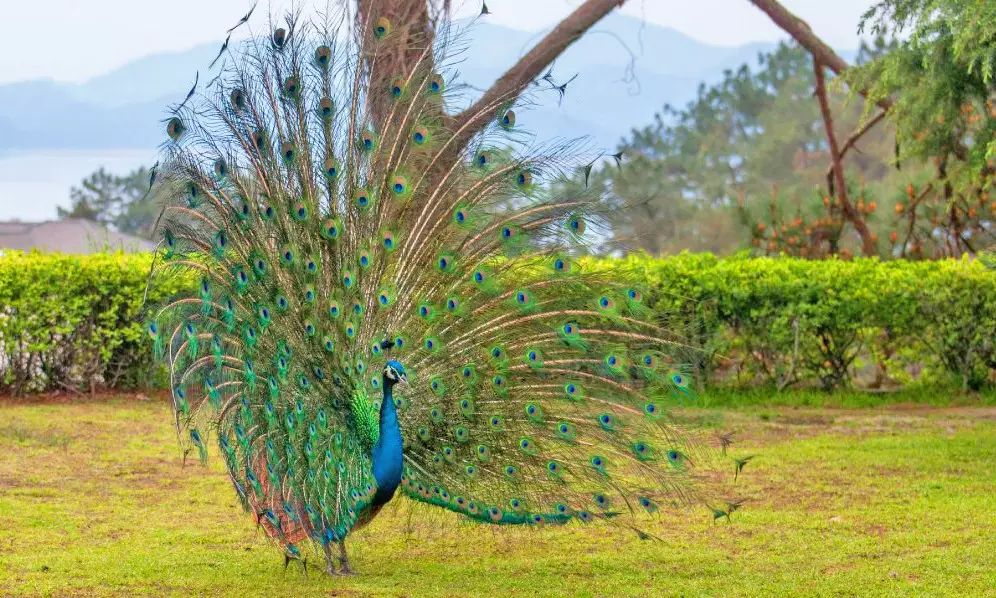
[149,6,735,559]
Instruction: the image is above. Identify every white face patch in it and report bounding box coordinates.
[385,366,398,381]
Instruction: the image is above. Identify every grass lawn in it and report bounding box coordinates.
[0,394,993,597]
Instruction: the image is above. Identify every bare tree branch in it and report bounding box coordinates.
[748,0,893,113]
[452,0,626,144]
[900,183,933,258]
[813,58,877,257]
[824,109,887,184]
[749,0,976,167]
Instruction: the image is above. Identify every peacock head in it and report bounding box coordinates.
[384,360,408,387]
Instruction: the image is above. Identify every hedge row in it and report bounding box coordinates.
[0,252,187,394]
[0,251,993,394]
[609,253,996,391]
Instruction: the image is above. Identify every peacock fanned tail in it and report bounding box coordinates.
[149,7,734,560]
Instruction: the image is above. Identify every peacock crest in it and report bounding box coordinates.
[147,5,737,573]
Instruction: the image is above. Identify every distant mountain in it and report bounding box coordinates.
[0,80,166,149]
[70,43,219,108]
[0,14,820,152]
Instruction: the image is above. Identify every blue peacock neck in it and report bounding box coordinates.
[370,375,404,507]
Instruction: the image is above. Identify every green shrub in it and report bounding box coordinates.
[0,251,190,394]
[914,260,996,390]
[0,251,992,394]
[615,253,996,391]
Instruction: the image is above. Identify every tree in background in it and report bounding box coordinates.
[744,38,902,258]
[58,166,160,239]
[589,42,897,256]
[599,0,996,260]
[747,0,996,259]
[845,0,996,257]
[354,0,625,158]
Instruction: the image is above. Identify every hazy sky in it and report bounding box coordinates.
[0,0,876,84]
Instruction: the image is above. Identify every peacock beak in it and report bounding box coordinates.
[398,373,409,386]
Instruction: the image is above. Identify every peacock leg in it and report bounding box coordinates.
[336,539,355,575]
[323,542,338,576]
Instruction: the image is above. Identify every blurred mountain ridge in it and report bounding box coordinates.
[0,14,853,151]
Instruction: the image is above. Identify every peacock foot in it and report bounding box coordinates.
[323,543,339,577]
[336,540,356,575]
[322,563,356,576]
[337,566,356,576]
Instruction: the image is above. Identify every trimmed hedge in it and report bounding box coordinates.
[0,251,993,394]
[0,252,188,394]
[612,253,996,391]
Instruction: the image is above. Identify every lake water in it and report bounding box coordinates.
[0,149,155,221]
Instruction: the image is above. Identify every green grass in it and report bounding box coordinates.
[699,385,996,409]
[1,395,994,597]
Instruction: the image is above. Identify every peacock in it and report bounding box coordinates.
[147,6,737,576]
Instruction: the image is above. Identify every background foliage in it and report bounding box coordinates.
[57,166,160,239]
[841,0,996,258]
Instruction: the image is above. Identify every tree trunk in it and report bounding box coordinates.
[356,1,436,127]
[357,0,626,150]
